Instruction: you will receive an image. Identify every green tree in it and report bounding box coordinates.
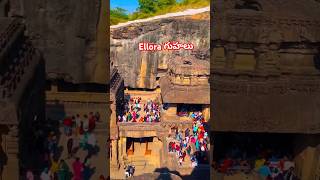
[110,7,129,25]
[138,0,158,13]
[158,0,176,8]
[138,0,176,13]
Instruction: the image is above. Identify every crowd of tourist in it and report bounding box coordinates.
[168,111,209,167]
[214,151,297,179]
[25,112,105,180]
[118,97,161,123]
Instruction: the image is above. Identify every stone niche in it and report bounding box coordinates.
[234,49,256,71]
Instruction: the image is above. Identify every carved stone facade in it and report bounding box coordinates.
[160,55,210,121]
[110,55,211,177]
[110,16,210,89]
[109,66,124,170]
[212,0,320,133]
[0,17,45,180]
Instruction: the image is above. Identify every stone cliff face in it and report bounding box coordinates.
[3,0,107,84]
[110,13,210,89]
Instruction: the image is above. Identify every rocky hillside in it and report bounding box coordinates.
[110,9,210,89]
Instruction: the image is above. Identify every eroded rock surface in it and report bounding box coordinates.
[110,12,210,89]
[3,0,107,84]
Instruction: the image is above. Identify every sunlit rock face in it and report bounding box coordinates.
[110,13,210,89]
[212,0,320,133]
[6,0,107,84]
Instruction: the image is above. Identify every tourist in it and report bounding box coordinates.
[185,128,190,137]
[57,159,70,180]
[26,169,34,180]
[63,116,72,136]
[191,155,198,167]
[283,157,295,173]
[80,132,89,150]
[47,132,54,154]
[83,115,89,132]
[255,157,266,171]
[82,160,93,180]
[88,112,96,131]
[50,155,59,180]
[67,136,73,158]
[168,142,173,152]
[40,167,51,180]
[71,116,76,128]
[95,112,100,122]
[129,165,135,177]
[87,133,97,157]
[75,114,81,135]
[219,156,233,174]
[258,162,272,179]
[79,121,84,135]
[186,145,192,156]
[72,158,83,180]
[125,166,132,178]
[284,167,296,180]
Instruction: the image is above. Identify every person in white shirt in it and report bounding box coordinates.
[88,133,97,146]
[75,114,81,128]
[40,168,51,180]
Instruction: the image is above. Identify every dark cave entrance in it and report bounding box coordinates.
[46,79,107,92]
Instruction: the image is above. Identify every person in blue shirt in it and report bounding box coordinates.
[258,162,271,179]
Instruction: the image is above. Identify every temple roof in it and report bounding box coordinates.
[160,76,210,104]
[168,56,209,76]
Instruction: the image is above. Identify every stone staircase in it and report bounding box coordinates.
[126,156,155,176]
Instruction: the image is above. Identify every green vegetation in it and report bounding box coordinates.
[110,0,210,25]
[110,7,129,25]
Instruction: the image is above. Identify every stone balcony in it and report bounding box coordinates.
[117,122,164,138]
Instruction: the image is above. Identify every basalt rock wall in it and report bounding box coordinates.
[110,13,210,89]
[3,0,107,84]
[212,0,320,133]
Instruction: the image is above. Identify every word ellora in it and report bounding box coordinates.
[139,41,194,51]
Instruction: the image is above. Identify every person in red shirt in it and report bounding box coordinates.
[219,156,233,174]
[63,117,73,136]
[171,142,176,152]
[175,144,180,152]
[88,112,96,132]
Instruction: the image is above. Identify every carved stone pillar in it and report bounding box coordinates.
[160,136,167,167]
[110,140,119,169]
[110,103,117,127]
[225,43,237,69]
[212,45,226,68]
[265,43,280,72]
[0,0,9,17]
[121,137,127,159]
[254,44,268,71]
[2,125,19,180]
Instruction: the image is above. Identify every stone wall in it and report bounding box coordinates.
[111,14,209,89]
[2,0,107,84]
